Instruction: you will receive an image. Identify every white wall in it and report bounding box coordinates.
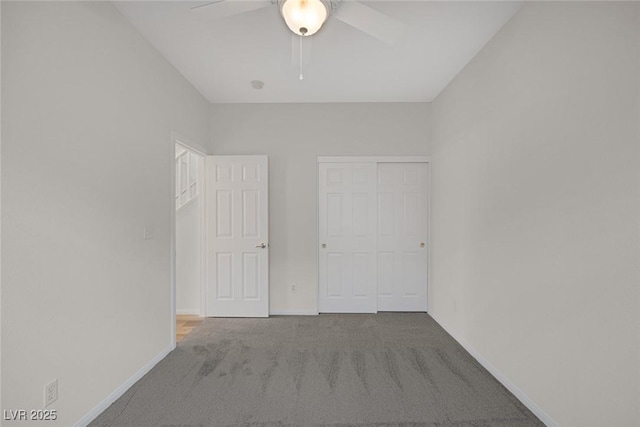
[0,2,3,417]
[209,103,430,313]
[1,2,209,425]
[429,2,640,426]
[176,196,202,314]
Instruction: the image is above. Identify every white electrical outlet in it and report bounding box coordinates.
[44,379,58,407]
[291,283,297,293]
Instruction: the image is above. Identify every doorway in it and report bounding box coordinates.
[317,157,430,313]
[174,139,206,344]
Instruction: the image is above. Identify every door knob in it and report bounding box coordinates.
[321,243,326,248]
[420,242,425,248]
[256,243,267,249]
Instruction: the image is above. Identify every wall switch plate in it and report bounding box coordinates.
[144,224,154,240]
[44,379,58,407]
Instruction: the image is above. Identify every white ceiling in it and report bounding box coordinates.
[114,1,521,103]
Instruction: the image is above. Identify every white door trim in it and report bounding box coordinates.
[170,135,177,349]
[316,156,431,314]
[172,131,208,157]
[318,156,431,164]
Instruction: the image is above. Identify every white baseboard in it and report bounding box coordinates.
[176,308,201,315]
[429,314,558,427]
[73,344,173,427]
[270,309,319,316]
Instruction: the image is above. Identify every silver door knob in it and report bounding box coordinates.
[321,243,326,248]
[420,242,425,248]
[256,243,267,249]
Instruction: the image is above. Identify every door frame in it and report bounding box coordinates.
[171,132,208,349]
[316,156,431,314]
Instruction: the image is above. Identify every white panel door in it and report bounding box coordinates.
[377,163,428,311]
[319,163,377,313]
[206,156,268,317]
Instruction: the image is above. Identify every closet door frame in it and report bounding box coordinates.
[317,156,431,314]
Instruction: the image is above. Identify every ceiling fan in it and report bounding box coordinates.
[191,0,404,78]
[191,0,403,43]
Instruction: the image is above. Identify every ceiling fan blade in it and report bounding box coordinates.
[333,1,404,45]
[190,0,271,21]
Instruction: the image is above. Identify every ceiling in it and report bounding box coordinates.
[114,1,521,103]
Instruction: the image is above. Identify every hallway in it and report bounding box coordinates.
[176,314,203,344]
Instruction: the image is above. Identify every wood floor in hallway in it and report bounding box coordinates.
[176,314,203,343]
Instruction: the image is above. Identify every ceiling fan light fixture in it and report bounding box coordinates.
[280,0,328,36]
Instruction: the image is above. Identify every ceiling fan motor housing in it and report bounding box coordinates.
[278,0,336,36]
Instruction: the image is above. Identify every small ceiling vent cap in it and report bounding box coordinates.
[251,80,265,89]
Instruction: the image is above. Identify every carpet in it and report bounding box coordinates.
[90,313,543,427]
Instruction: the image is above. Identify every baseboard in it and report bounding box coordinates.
[176,308,201,315]
[429,314,558,427]
[270,309,319,316]
[73,344,173,427]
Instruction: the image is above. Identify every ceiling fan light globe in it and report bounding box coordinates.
[281,0,328,36]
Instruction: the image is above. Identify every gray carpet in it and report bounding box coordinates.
[90,314,543,427]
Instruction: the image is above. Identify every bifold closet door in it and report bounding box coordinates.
[318,163,377,313]
[377,163,428,311]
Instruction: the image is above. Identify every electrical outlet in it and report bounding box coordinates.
[44,379,58,407]
[291,283,297,293]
